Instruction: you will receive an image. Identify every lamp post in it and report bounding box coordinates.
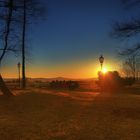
[99,55,104,71]
[17,62,21,88]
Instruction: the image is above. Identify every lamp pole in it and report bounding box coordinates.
[99,55,104,71]
[17,62,21,88]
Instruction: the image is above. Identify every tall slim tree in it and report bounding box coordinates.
[0,0,13,61]
[0,0,15,96]
[21,0,26,89]
[16,0,47,89]
[0,0,47,92]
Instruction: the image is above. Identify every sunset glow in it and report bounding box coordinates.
[102,67,108,74]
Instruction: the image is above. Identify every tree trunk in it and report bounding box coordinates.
[21,0,26,89]
[0,0,13,96]
[0,0,13,62]
[0,74,13,96]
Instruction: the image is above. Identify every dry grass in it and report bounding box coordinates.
[0,89,140,140]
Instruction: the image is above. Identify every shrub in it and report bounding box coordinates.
[98,71,124,91]
[49,80,79,90]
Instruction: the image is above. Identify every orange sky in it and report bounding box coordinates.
[1,58,120,79]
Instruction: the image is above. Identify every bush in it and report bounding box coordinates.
[98,71,124,91]
[123,77,135,86]
[49,80,79,90]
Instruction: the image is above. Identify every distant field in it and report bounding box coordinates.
[0,88,140,140]
[5,78,99,92]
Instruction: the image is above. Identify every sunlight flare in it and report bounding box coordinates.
[102,67,108,74]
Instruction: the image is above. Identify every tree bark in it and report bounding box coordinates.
[0,0,13,61]
[0,74,13,96]
[0,0,14,96]
[21,0,26,89]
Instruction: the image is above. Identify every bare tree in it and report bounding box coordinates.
[0,0,15,96]
[0,0,47,95]
[112,0,140,44]
[121,62,132,77]
[125,55,136,79]
[21,0,26,89]
[119,48,140,79]
[0,0,19,62]
[112,0,140,80]
[15,0,47,89]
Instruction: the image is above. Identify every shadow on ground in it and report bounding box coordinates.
[0,89,140,140]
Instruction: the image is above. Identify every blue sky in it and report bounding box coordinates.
[1,0,139,78]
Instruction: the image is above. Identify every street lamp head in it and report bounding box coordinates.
[17,62,21,68]
[99,55,104,64]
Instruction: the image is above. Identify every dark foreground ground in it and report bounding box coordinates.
[0,88,140,140]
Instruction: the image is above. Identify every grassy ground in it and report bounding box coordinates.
[0,89,140,140]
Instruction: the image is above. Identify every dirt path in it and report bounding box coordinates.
[31,88,100,102]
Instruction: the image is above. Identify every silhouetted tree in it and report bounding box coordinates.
[16,0,47,89]
[0,0,16,96]
[49,80,79,90]
[118,46,140,80]
[112,0,140,47]
[124,55,137,79]
[112,0,140,39]
[112,0,140,80]
[0,0,47,95]
[98,71,124,92]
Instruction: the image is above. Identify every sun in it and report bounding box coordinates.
[102,67,108,74]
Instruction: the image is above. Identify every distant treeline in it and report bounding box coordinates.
[49,80,79,90]
[97,71,136,92]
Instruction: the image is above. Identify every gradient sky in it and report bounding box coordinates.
[1,0,139,78]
